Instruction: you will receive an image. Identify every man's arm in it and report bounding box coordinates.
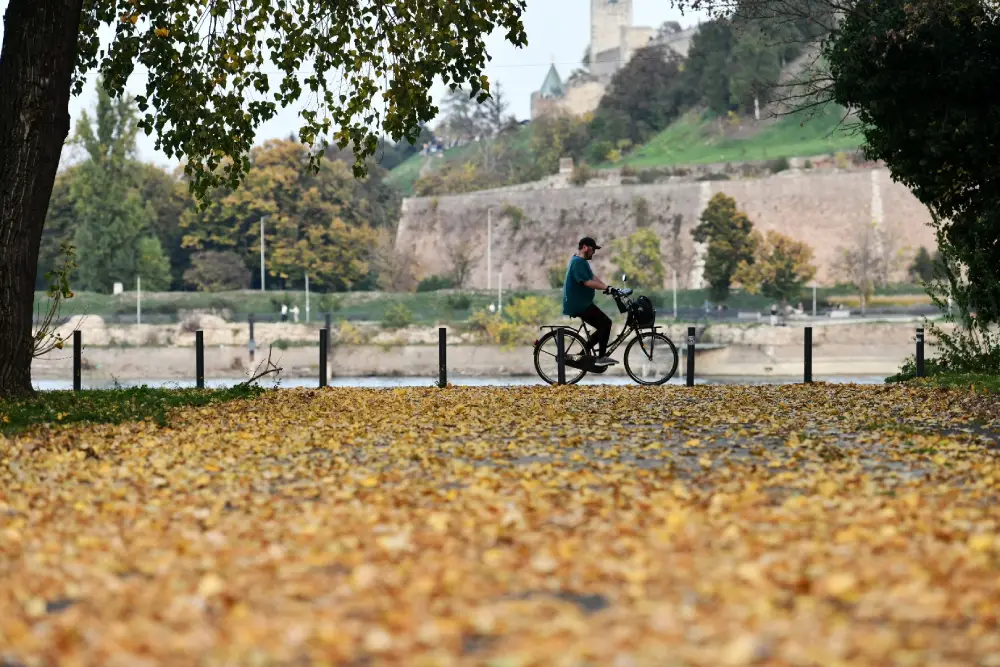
[582,278,609,291]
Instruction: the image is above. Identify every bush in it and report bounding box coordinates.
[504,295,560,327]
[620,164,638,178]
[445,293,471,310]
[381,302,413,329]
[337,321,365,345]
[570,163,594,186]
[273,338,291,351]
[547,264,566,289]
[316,293,343,313]
[637,170,658,185]
[501,204,525,233]
[416,275,455,292]
[183,251,251,292]
[768,157,790,173]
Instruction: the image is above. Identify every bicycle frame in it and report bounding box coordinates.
[573,291,660,358]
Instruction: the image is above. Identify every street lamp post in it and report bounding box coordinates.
[260,216,267,292]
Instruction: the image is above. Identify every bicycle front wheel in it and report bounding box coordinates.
[623,331,679,386]
[533,329,590,385]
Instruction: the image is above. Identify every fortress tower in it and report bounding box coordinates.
[591,0,633,79]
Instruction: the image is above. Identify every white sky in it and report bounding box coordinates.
[0,1,708,168]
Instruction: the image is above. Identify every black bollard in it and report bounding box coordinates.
[804,326,813,384]
[556,328,566,386]
[248,313,256,364]
[319,329,328,388]
[686,326,695,387]
[438,327,447,388]
[196,330,205,389]
[73,330,82,392]
[916,327,925,378]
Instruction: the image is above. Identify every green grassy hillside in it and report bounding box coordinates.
[386,105,864,196]
[623,105,862,168]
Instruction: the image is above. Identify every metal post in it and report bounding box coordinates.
[260,216,266,292]
[804,326,813,384]
[438,327,447,388]
[73,330,82,392]
[136,276,141,325]
[686,326,695,387]
[324,313,332,351]
[916,327,925,378]
[305,273,310,323]
[672,269,678,320]
[248,313,256,364]
[196,330,205,389]
[319,329,328,388]
[556,328,566,385]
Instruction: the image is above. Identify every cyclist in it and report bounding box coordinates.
[562,237,617,366]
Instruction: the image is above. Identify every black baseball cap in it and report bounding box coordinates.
[579,237,601,250]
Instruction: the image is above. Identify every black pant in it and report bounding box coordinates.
[578,304,612,357]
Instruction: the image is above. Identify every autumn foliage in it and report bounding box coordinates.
[2,384,1000,664]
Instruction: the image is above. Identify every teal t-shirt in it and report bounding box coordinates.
[562,255,595,316]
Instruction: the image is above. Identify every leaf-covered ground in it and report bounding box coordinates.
[2,385,999,666]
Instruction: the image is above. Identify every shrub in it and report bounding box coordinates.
[183,251,251,292]
[547,264,566,289]
[445,293,471,310]
[337,321,365,345]
[637,170,658,185]
[416,275,455,292]
[273,338,291,350]
[768,157,790,173]
[504,295,560,327]
[501,204,525,233]
[804,159,813,170]
[381,302,413,329]
[316,293,343,313]
[834,151,851,169]
[620,164,638,178]
[570,163,594,186]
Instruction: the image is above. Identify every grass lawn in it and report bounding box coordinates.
[623,104,863,169]
[0,385,264,435]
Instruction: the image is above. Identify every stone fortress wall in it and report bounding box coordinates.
[394,167,936,290]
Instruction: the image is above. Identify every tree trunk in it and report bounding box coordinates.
[0,0,85,397]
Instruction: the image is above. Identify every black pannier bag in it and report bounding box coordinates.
[630,295,655,326]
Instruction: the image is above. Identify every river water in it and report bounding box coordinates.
[34,375,889,391]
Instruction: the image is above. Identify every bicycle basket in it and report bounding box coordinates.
[630,296,656,326]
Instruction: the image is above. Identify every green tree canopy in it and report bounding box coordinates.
[611,229,666,291]
[826,0,1000,325]
[588,46,688,151]
[734,230,816,303]
[70,84,169,293]
[1,0,527,397]
[181,139,395,292]
[693,193,756,302]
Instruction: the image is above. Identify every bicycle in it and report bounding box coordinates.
[532,276,679,386]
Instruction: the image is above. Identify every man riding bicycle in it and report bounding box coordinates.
[562,237,617,367]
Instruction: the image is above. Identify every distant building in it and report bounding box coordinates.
[530,0,699,119]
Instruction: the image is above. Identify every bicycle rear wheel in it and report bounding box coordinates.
[533,329,590,385]
[623,331,678,386]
